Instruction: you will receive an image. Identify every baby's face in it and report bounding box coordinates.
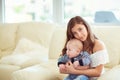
[66,44,80,58]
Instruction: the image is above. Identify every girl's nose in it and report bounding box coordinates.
[78,32,82,37]
[76,32,82,38]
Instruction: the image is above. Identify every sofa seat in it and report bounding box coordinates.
[12,60,67,80]
[12,61,112,80]
[12,60,112,80]
[0,64,20,80]
[98,65,120,80]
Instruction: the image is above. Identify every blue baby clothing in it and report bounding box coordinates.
[58,51,91,66]
[58,51,91,80]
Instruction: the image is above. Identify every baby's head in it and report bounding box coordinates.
[66,39,83,58]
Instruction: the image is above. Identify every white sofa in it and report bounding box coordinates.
[0,22,120,80]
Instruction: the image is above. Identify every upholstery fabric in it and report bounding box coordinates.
[17,22,56,48]
[0,23,120,80]
[93,27,120,68]
[12,60,67,80]
[0,64,20,80]
[98,65,120,80]
[49,27,66,59]
[0,24,18,50]
[0,38,48,68]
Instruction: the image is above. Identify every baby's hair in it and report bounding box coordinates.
[67,38,83,50]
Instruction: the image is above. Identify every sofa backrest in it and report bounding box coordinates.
[16,22,56,48]
[49,27,66,59]
[0,22,56,58]
[93,26,120,68]
[49,25,120,68]
[0,23,18,50]
[0,23,19,57]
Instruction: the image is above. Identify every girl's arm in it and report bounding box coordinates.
[75,65,90,70]
[65,61,103,77]
[65,40,106,77]
[73,60,90,70]
[73,64,103,77]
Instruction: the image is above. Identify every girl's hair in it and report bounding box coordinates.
[62,16,97,55]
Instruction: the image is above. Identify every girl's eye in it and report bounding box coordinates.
[78,28,82,31]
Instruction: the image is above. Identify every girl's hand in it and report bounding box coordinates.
[65,61,76,74]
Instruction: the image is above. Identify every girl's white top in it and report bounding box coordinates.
[90,49,109,80]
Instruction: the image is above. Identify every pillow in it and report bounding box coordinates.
[13,38,47,54]
[0,51,48,68]
[0,54,30,65]
[0,38,48,68]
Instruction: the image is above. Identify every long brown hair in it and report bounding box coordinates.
[62,16,97,55]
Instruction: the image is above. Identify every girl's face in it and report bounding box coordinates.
[71,24,88,41]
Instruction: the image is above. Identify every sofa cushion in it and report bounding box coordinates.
[49,27,66,59]
[13,38,48,62]
[0,23,18,50]
[93,27,120,68]
[17,22,56,48]
[0,54,31,67]
[98,65,120,80]
[0,49,1,58]
[12,65,60,80]
[12,60,67,80]
[0,48,14,58]
[13,38,48,54]
[0,64,20,80]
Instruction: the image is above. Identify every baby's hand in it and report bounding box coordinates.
[73,61,79,69]
[59,64,66,70]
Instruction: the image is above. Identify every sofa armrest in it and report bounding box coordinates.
[98,65,120,80]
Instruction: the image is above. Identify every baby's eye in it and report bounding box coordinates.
[67,49,72,51]
[68,49,72,51]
